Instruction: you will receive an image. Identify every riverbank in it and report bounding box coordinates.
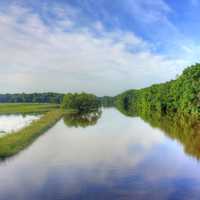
[0,103,59,114]
[0,109,64,159]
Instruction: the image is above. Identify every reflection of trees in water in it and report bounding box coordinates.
[117,105,200,160]
[116,104,137,117]
[63,110,102,128]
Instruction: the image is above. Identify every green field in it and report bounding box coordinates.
[0,103,59,114]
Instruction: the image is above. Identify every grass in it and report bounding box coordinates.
[0,103,59,114]
[0,109,64,159]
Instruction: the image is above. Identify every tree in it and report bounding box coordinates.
[61,93,100,112]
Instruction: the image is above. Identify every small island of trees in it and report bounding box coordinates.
[61,93,100,112]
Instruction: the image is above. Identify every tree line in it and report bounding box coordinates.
[0,93,64,104]
[2,63,200,116]
[115,64,200,116]
[0,93,115,108]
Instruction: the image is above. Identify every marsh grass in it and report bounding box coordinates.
[0,109,64,159]
[0,103,59,114]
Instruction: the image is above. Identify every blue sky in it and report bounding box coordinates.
[0,0,200,95]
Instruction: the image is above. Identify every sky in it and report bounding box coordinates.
[0,0,200,96]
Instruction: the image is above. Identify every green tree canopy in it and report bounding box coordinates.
[115,63,200,116]
[61,93,100,112]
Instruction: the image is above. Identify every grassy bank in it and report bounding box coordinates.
[0,103,59,114]
[115,64,200,116]
[0,109,64,159]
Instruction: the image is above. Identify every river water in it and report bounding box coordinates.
[0,108,200,200]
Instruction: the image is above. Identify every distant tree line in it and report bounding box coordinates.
[0,93,64,104]
[98,96,115,107]
[0,92,116,108]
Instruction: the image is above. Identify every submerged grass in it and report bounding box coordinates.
[0,103,59,114]
[0,109,64,159]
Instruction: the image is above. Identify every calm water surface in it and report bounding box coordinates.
[0,114,41,136]
[0,108,200,200]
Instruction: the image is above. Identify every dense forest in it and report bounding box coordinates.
[115,64,200,116]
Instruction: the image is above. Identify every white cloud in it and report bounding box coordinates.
[125,0,172,24]
[0,3,187,95]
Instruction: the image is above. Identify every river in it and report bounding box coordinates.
[0,108,200,200]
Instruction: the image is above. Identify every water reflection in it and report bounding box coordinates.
[117,105,200,160]
[63,110,102,128]
[1,108,200,199]
[0,109,167,200]
[141,112,200,160]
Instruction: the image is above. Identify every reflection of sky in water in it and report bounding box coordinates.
[0,115,41,135]
[0,108,200,200]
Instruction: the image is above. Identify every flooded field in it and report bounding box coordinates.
[0,114,41,136]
